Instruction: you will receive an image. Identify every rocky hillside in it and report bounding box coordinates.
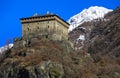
[0,31,120,78]
[87,7,120,65]
[0,38,96,78]
[69,7,120,77]
[69,7,120,56]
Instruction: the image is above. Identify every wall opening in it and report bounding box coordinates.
[37,27,39,29]
[48,25,49,28]
[27,28,30,31]
[46,35,48,38]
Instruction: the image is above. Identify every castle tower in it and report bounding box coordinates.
[20,14,69,40]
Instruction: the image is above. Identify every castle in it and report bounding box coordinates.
[20,14,69,40]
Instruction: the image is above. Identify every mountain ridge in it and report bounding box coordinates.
[68,6,113,32]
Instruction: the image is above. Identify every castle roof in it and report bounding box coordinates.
[20,14,70,28]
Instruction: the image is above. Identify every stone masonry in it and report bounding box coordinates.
[20,14,70,40]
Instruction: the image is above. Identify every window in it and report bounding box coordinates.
[48,25,49,28]
[27,28,30,31]
[46,35,48,38]
[37,27,39,29]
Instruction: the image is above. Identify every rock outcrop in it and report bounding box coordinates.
[0,39,95,78]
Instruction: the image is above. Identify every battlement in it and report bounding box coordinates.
[20,14,69,28]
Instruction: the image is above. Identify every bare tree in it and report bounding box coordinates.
[5,38,12,57]
[6,38,11,50]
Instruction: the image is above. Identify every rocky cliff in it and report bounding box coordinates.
[0,38,95,78]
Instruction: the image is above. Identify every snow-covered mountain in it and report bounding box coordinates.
[0,44,13,53]
[68,6,113,32]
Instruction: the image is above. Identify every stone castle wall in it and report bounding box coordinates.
[22,19,68,40]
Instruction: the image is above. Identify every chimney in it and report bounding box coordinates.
[47,11,50,14]
[33,13,38,16]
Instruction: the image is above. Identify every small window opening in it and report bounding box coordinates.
[46,35,48,38]
[27,28,30,31]
[37,27,39,29]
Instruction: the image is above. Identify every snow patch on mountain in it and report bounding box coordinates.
[68,6,113,32]
[0,44,13,53]
[77,35,85,41]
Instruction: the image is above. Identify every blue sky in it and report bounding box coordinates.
[0,0,120,47]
